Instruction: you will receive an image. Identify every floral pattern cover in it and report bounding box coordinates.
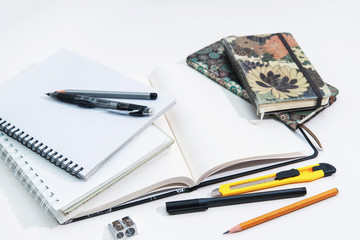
[222,33,332,115]
[186,38,338,130]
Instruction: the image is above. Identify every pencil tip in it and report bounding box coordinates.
[223,230,229,234]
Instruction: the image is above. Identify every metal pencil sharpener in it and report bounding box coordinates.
[108,216,138,239]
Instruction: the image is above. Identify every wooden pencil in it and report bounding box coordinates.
[223,188,338,234]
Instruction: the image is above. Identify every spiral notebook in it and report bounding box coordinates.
[0,124,174,224]
[0,50,176,180]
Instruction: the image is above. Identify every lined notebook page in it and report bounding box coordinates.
[0,50,175,179]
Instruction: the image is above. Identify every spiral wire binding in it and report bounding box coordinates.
[0,118,84,178]
[0,132,60,216]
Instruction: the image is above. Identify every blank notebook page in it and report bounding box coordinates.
[0,50,175,180]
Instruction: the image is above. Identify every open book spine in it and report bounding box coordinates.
[0,118,84,178]
[0,132,59,216]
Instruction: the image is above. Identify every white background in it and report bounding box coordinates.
[0,0,359,239]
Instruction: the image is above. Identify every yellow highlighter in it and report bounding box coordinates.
[212,163,336,197]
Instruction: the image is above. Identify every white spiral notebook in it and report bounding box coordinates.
[0,50,176,180]
[0,124,173,224]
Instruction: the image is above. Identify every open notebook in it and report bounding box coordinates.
[64,63,316,223]
[0,50,176,180]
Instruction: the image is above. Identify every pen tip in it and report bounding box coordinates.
[223,230,229,235]
[46,93,50,96]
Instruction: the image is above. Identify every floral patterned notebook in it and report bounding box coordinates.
[186,38,338,130]
[222,33,332,117]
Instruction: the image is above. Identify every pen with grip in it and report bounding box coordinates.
[47,92,154,116]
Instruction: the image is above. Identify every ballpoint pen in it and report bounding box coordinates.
[47,92,154,116]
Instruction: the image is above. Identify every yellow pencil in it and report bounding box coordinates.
[223,188,338,234]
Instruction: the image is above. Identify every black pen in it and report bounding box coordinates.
[166,187,307,215]
[51,89,158,100]
[47,92,154,116]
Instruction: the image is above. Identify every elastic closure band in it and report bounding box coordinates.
[277,33,322,108]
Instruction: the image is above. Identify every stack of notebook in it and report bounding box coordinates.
[186,33,339,126]
[0,50,176,223]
